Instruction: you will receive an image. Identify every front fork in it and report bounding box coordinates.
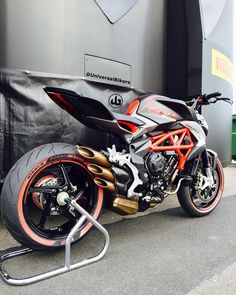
[200,149,217,189]
[182,149,218,189]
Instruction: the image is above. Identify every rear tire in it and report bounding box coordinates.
[1,143,104,250]
[177,159,224,217]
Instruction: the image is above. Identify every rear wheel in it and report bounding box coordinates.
[1,143,103,250]
[177,159,224,217]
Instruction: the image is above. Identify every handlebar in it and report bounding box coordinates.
[205,92,221,99]
[183,92,233,109]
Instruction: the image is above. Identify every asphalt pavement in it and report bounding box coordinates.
[0,166,236,294]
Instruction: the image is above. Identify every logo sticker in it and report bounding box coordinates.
[212,49,233,85]
[85,55,131,87]
[94,0,138,23]
[109,94,123,108]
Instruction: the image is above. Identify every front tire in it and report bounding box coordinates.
[177,159,224,217]
[1,143,104,250]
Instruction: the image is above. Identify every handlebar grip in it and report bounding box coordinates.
[206,92,221,99]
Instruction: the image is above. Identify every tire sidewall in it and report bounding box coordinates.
[1,143,104,250]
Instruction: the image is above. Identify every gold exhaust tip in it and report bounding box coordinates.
[94,178,116,192]
[88,164,103,174]
[77,147,94,159]
[77,146,111,168]
[88,164,115,182]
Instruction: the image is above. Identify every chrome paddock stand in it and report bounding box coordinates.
[0,199,110,286]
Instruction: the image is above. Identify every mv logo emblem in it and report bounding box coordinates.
[94,0,138,23]
[109,94,123,108]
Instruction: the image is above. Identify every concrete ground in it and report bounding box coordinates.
[0,165,236,294]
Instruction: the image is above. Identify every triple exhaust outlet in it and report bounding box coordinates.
[77,146,139,215]
[77,146,116,192]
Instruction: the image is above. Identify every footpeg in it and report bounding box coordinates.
[142,194,163,204]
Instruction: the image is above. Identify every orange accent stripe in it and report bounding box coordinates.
[118,120,139,133]
[126,99,139,115]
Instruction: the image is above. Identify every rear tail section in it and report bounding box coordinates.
[44,87,141,139]
[44,87,114,122]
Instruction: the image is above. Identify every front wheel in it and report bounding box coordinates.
[1,143,104,250]
[177,159,224,217]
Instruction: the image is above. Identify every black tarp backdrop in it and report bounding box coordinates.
[0,69,142,181]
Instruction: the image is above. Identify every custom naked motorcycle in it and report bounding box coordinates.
[0,89,231,250]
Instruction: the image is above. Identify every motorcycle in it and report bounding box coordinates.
[0,89,232,250]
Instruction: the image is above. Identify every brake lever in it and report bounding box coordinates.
[226,100,233,105]
[224,98,233,105]
[217,98,233,105]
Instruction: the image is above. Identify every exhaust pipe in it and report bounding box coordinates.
[94,178,117,193]
[113,197,139,215]
[87,164,115,182]
[77,146,111,168]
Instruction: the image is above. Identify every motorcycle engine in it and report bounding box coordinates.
[142,152,178,204]
[146,153,167,179]
[146,152,178,188]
